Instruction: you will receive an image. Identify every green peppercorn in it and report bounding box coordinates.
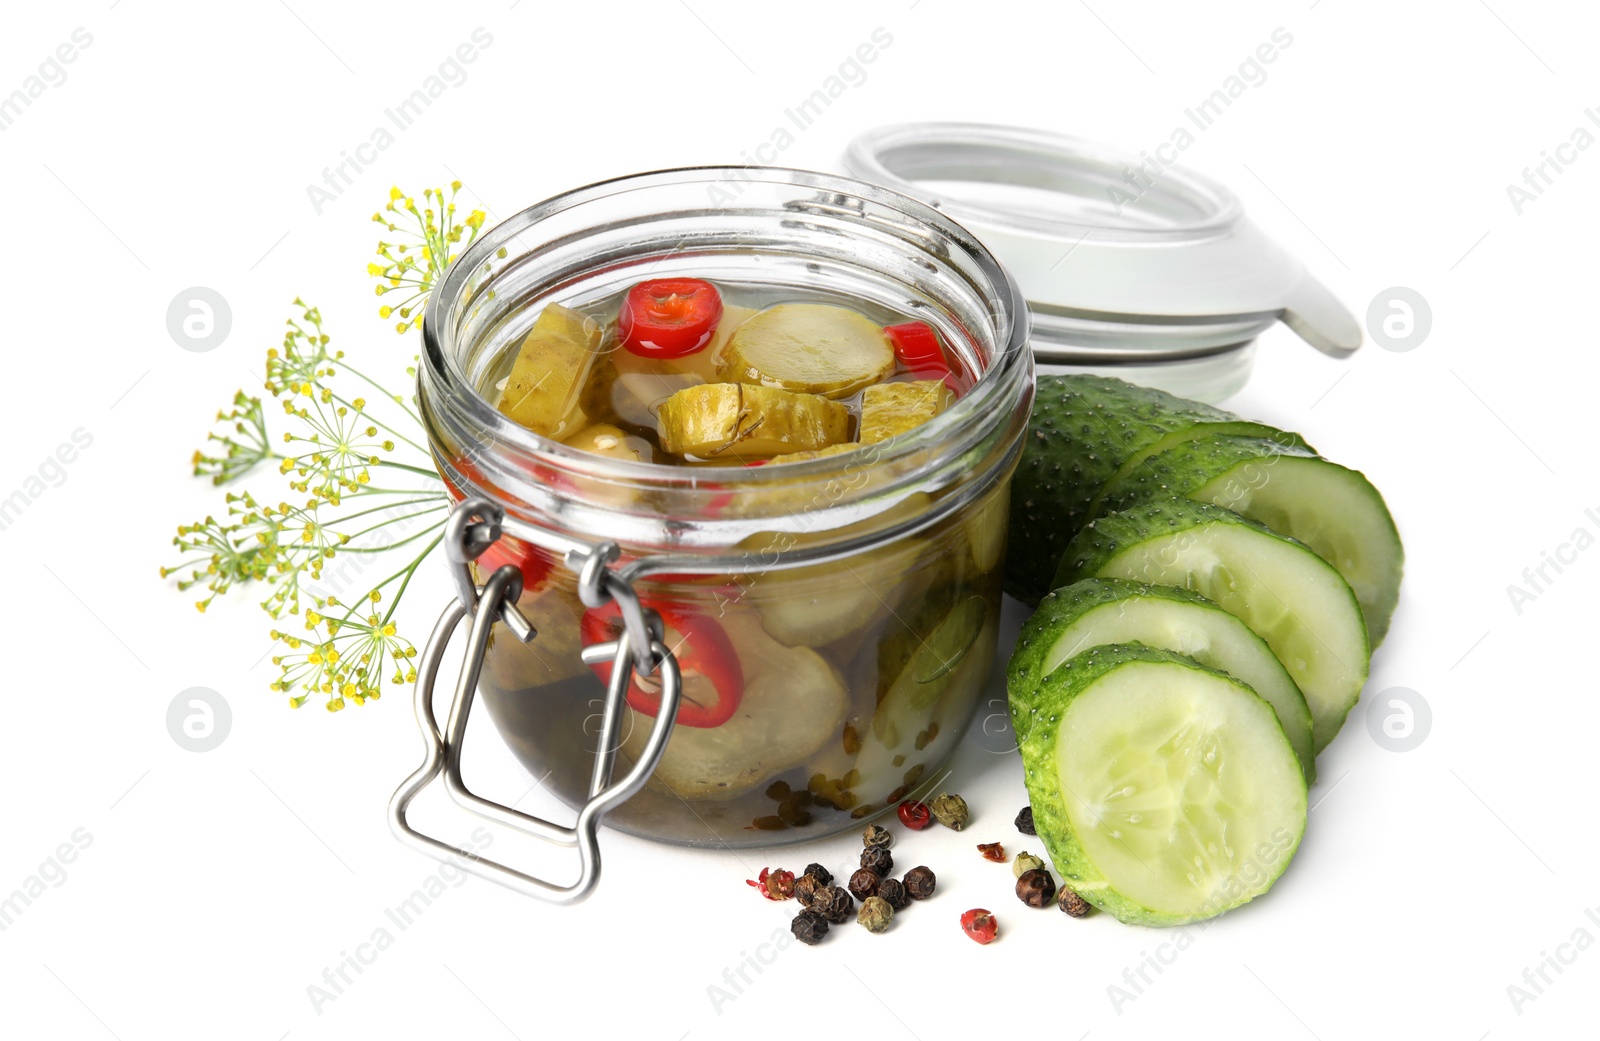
[802,862,833,887]
[1059,887,1092,917]
[876,876,909,910]
[930,792,969,831]
[1012,850,1046,878]
[848,868,881,901]
[814,885,855,923]
[860,845,893,876]
[902,865,937,900]
[863,824,893,849]
[1016,868,1057,908]
[858,895,894,933]
[790,910,829,945]
[1015,806,1036,835]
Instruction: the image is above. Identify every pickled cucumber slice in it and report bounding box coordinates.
[871,586,990,743]
[858,380,955,445]
[1016,644,1306,926]
[720,303,894,399]
[1055,498,1368,752]
[860,591,997,768]
[496,303,603,439]
[1005,375,1312,606]
[623,616,848,799]
[1097,436,1403,646]
[658,383,850,459]
[562,422,652,463]
[743,492,937,647]
[1009,578,1315,780]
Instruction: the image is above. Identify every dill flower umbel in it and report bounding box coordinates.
[164,181,481,711]
[371,182,487,334]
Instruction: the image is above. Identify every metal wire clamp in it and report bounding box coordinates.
[387,497,681,904]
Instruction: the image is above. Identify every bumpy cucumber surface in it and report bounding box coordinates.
[1009,578,1315,780]
[1004,375,1311,606]
[1015,643,1307,926]
[1093,435,1404,646]
[1054,498,1369,752]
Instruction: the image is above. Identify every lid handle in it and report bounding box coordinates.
[388,498,681,904]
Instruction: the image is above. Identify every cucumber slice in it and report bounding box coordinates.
[1095,436,1404,646]
[1055,499,1369,752]
[1009,578,1315,780]
[858,380,955,445]
[657,383,850,459]
[1005,375,1312,606]
[720,303,894,399]
[913,595,987,688]
[496,303,603,439]
[1016,644,1306,926]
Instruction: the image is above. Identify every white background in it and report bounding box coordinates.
[2,1,1596,1038]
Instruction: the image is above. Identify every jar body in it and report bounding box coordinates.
[474,479,1009,845]
[421,168,1032,848]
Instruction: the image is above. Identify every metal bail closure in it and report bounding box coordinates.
[388,497,681,904]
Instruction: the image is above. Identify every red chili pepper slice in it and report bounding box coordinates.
[884,321,952,378]
[619,278,723,359]
[581,600,743,728]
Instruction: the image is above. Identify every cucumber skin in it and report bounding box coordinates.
[1004,375,1307,606]
[1090,436,1318,523]
[1094,436,1404,646]
[1013,642,1306,927]
[1007,578,1225,741]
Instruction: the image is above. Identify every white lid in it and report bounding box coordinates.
[843,123,1360,391]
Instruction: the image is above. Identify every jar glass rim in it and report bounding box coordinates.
[420,167,1033,554]
[424,165,1028,477]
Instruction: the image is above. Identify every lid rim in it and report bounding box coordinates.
[845,121,1247,242]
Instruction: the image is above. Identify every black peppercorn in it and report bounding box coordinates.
[876,876,909,910]
[1016,868,1057,908]
[902,865,936,901]
[794,873,823,908]
[790,910,829,946]
[1015,806,1036,835]
[848,867,881,901]
[802,862,832,887]
[860,845,893,876]
[863,824,893,849]
[814,885,855,923]
[1059,887,1092,917]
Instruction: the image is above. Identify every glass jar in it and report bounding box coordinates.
[418,167,1032,849]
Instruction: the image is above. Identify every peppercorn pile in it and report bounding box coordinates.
[745,794,1094,946]
[788,817,940,945]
